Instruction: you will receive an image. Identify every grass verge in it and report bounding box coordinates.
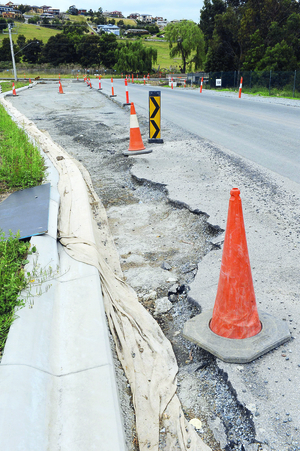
[0,103,46,355]
[0,81,29,93]
[0,103,46,191]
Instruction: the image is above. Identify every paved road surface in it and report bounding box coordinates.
[96,78,300,185]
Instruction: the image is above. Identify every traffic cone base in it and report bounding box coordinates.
[123,149,152,156]
[183,309,290,363]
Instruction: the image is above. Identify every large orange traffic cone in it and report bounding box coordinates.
[59,81,64,94]
[210,188,261,339]
[123,103,152,156]
[12,82,17,96]
[183,187,290,363]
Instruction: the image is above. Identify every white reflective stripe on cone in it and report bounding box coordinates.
[130,114,139,129]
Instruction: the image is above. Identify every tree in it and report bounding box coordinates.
[0,37,20,62]
[22,39,44,64]
[98,33,118,68]
[17,4,31,14]
[164,20,205,73]
[28,15,39,24]
[114,40,157,72]
[0,18,8,31]
[68,5,78,15]
[200,0,226,51]
[17,34,26,49]
[204,6,242,71]
[41,34,77,65]
[63,21,88,35]
[255,40,297,71]
[77,34,101,66]
[94,7,105,25]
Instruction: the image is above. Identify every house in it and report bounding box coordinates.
[2,9,22,18]
[40,12,53,18]
[29,6,44,14]
[48,7,59,15]
[78,9,86,15]
[128,13,139,19]
[138,14,152,23]
[156,19,168,28]
[0,5,14,13]
[41,5,51,13]
[110,10,123,18]
[97,24,120,36]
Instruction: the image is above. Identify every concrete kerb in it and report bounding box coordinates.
[0,93,126,450]
[183,309,291,364]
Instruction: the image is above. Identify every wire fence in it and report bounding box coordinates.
[189,70,300,98]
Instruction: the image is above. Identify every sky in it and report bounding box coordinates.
[50,0,205,23]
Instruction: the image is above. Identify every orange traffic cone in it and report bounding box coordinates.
[210,188,261,339]
[12,82,17,96]
[58,81,64,94]
[123,103,152,156]
[183,187,290,363]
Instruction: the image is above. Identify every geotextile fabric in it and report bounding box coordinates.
[1,97,211,451]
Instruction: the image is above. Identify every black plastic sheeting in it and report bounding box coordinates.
[0,183,50,239]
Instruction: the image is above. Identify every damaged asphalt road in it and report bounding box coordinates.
[8,80,300,451]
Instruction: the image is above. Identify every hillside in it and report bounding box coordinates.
[0,23,61,44]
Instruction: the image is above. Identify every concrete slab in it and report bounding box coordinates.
[0,364,125,451]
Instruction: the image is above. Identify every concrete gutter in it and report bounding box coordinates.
[0,90,126,450]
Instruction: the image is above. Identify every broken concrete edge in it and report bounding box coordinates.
[0,102,126,450]
[183,309,291,364]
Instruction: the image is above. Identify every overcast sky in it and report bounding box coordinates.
[50,1,204,23]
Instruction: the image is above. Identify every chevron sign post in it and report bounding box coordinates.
[148,91,164,144]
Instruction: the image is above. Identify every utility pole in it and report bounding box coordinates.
[8,23,17,82]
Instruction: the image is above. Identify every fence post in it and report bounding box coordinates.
[269,70,272,96]
[250,71,252,93]
[293,70,296,98]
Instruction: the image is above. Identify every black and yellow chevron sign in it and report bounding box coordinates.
[148,91,163,143]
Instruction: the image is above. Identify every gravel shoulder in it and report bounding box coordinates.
[6,80,300,451]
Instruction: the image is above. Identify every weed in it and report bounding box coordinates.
[0,230,30,352]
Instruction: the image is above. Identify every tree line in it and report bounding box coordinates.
[0,22,157,72]
[200,0,300,71]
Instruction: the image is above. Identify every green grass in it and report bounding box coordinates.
[67,14,88,23]
[0,81,29,92]
[0,23,61,44]
[0,230,31,353]
[0,103,46,191]
[205,85,300,99]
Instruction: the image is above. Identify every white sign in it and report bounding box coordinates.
[216,79,222,86]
